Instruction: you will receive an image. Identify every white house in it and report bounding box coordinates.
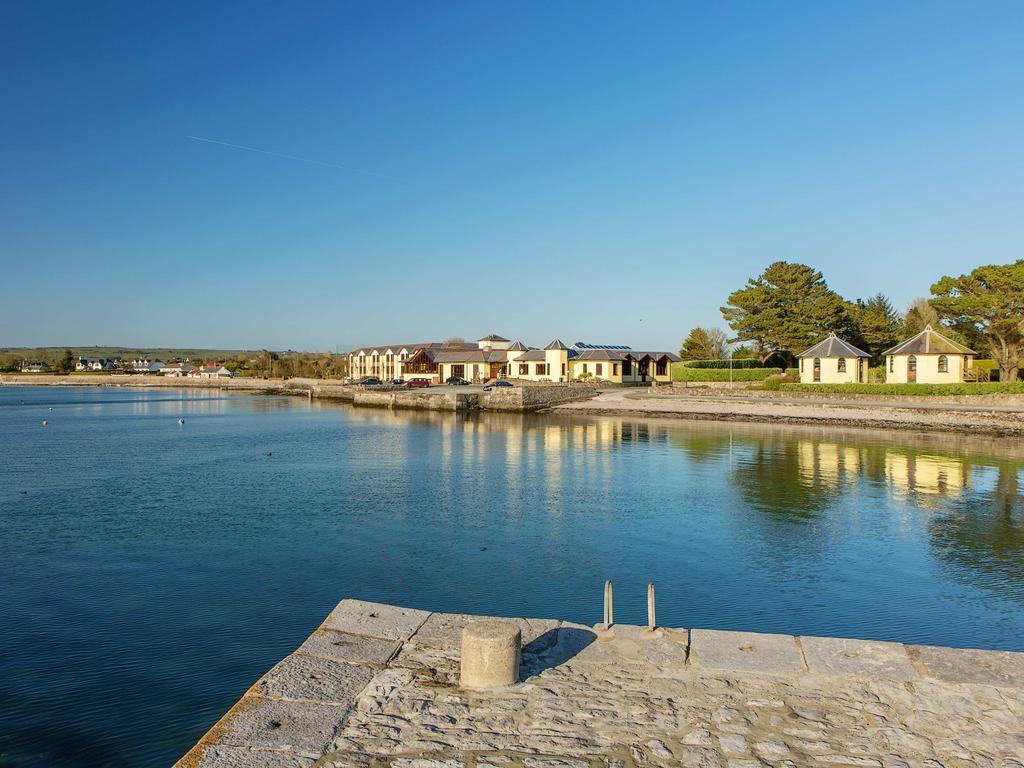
[882,325,976,384]
[796,334,872,383]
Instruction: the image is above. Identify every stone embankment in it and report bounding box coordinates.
[0,375,597,414]
[176,598,1024,768]
[557,388,1024,436]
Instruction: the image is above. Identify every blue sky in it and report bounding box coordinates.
[2,1,1022,351]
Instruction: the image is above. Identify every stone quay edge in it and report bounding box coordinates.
[175,598,1024,768]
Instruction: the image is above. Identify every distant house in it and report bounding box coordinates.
[20,361,51,373]
[166,363,197,378]
[147,361,165,374]
[882,325,975,384]
[796,333,872,384]
[199,365,234,379]
[76,357,119,371]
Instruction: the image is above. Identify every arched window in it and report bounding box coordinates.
[813,357,821,382]
[889,356,894,372]
[837,357,847,373]
[908,355,917,372]
[938,355,948,373]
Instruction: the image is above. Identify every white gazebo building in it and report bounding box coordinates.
[796,333,872,383]
[881,325,975,384]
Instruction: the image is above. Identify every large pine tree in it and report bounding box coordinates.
[721,262,851,362]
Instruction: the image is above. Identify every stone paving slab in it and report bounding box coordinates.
[413,612,560,649]
[800,636,918,681]
[177,601,1024,768]
[689,629,805,674]
[255,653,376,705]
[321,599,431,641]
[214,697,348,755]
[195,745,315,768]
[911,643,1024,688]
[297,629,400,666]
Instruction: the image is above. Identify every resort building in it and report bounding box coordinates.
[346,334,678,384]
[881,325,975,384]
[796,334,871,383]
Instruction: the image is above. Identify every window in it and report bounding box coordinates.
[800,359,804,372]
[582,363,588,373]
[561,363,566,375]
[535,363,548,376]
[519,363,529,375]
[837,357,846,373]
[889,356,894,372]
[938,355,948,373]
[612,363,619,375]
[656,360,667,376]
[596,363,603,376]
[908,355,917,372]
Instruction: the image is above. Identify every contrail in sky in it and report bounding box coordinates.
[186,135,451,191]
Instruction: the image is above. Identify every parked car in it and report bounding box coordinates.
[390,378,403,386]
[482,380,514,391]
[406,378,431,388]
[359,377,382,386]
[445,376,470,386]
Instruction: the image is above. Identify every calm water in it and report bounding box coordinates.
[1,386,1022,767]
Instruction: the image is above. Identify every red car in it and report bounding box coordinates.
[406,378,431,388]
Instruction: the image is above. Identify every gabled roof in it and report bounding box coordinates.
[544,338,569,350]
[515,349,547,361]
[348,341,477,356]
[477,333,509,342]
[797,333,872,359]
[432,349,509,363]
[881,325,975,356]
[630,351,681,362]
[507,340,528,351]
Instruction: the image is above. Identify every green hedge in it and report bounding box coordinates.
[674,367,782,382]
[781,382,1024,395]
[682,359,768,369]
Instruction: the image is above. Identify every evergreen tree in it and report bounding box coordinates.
[721,262,851,362]
[931,260,1024,381]
[679,327,728,360]
[849,294,902,358]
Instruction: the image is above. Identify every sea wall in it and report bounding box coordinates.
[482,383,598,411]
[352,390,477,411]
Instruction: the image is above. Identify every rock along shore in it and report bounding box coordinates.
[176,598,1024,768]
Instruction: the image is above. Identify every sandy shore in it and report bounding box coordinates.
[552,388,1024,436]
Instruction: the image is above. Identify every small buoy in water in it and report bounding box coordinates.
[178,418,185,425]
[48,407,53,412]
[42,420,48,426]
[265,451,272,457]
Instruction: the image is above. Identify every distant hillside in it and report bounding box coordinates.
[1,346,290,359]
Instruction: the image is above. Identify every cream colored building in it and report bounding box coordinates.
[881,325,975,384]
[347,335,678,384]
[796,334,871,384]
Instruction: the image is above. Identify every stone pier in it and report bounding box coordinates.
[176,599,1024,768]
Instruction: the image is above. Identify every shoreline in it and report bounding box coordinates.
[6,374,1024,435]
[553,387,1024,436]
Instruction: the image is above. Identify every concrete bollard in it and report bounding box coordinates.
[460,621,521,689]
